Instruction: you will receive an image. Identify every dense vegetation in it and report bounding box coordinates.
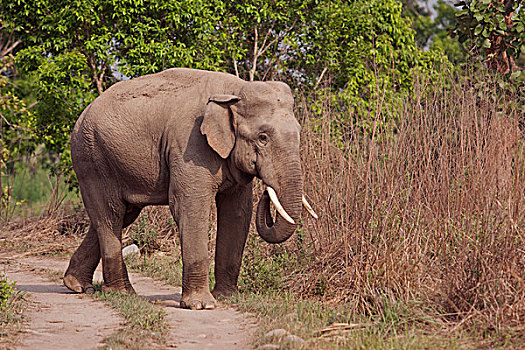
[1,0,525,347]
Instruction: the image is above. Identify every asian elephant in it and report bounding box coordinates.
[63,68,317,310]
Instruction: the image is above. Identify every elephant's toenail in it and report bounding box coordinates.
[190,301,203,310]
[203,302,216,310]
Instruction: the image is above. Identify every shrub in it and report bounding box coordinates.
[126,207,174,255]
[0,274,15,311]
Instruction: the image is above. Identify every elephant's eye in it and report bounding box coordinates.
[258,133,269,146]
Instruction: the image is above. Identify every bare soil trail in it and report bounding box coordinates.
[1,257,121,350]
[1,254,256,349]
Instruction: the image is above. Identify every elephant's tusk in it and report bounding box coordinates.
[267,187,295,225]
[302,195,319,219]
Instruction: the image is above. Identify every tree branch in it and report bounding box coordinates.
[88,54,105,94]
[0,28,21,58]
[258,19,297,58]
[0,112,32,132]
[261,43,289,81]
[249,26,259,81]
[250,20,297,81]
[314,67,329,89]
[259,20,276,56]
[233,58,239,78]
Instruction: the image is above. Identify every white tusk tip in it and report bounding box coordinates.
[302,195,319,219]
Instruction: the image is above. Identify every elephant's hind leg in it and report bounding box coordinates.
[64,225,100,294]
[95,201,135,294]
[123,205,142,228]
[64,204,140,294]
[72,177,134,294]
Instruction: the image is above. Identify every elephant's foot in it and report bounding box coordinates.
[63,274,95,294]
[101,283,136,294]
[180,290,217,310]
[212,286,238,299]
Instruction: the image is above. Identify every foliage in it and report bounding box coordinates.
[0,274,24,347]
[298,0,420,90]
[213,0,309,82]
[0,51,34,217]
[129,215,162,255]
[1,0,226,179]
[0,273,15,310]
[453,0,525,74]
[126,207,174,255]
[0,0,450,177]
[405,0,467,64]
[294,0,450,131]
[239,233,299,293]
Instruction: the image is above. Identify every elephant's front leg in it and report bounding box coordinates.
[212,183,253,298]
[171,191,216,310]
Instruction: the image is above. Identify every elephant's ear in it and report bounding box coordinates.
[201,94,241,159]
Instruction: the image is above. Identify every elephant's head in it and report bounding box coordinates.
[201,81,316,243]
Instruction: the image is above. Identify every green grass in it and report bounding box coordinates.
[2,161,81,219]
[125,253,182,287]
[0,275,26,348]
[227,292,463,349]
[93,289,168,350]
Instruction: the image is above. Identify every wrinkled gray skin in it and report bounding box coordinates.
[63,68,303,310]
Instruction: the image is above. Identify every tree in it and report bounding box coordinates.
[0,20,33,214]
[1,0,229,174]
[404,0,467,64]
[453,0,524,74]
[213,0,309,82]
[428,0,468,64]
[293,0,448,122]
[1,0,447,173]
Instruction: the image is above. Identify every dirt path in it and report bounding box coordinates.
[1,255,255,349]
[1,258,121,349]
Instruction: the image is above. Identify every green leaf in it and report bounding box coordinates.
[474,24,483,35]
[510,70,521,80]
[482,38,491,48]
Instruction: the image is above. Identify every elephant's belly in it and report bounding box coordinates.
[118,165,170,206]
[123,188,169,206]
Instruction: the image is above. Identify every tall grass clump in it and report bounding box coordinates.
[286,68,525,333]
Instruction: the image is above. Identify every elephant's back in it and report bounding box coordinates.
[77,69,241,143]
[103,68,241,106]
[78,68,241,149]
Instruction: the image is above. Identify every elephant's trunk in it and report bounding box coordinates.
[256,157,303,244]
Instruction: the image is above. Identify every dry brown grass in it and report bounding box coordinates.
[290,70,525,336]
[0,209,88,256]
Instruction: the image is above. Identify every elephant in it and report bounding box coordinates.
[63,68,317,310]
